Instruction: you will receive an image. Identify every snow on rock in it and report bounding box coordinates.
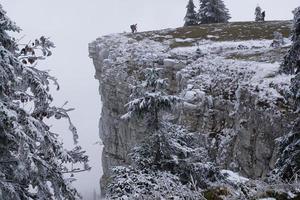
[163,58,179,68]
[174,38,195,43]
[170,39,279,56]
[221,170,249,184]
[183,89,206,103]
[89,21,296,196]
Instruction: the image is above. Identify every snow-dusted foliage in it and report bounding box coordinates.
[269,7,300,191]
[198,0,231,24]
[281,7,300,110]
[0,4,89,200]
[0,4,20,52]
[291,73,300,111]
[106,123,222,199]
[131,123,223,186]
[106,166,204,200]
[281,7,300,75]
[184,0,198,27]
[121,67,179,129]
[275,119,300,182]
[105,122,293,199]
[107,123,225,199]
[255,5,263,22]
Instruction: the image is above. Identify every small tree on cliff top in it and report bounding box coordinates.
[184,0,198,26]
[255,5,263,22]
[121,67,179,130]
[198,0,231,24]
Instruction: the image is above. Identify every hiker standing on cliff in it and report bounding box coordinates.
[262,11,266,21]
[130,24,137,33]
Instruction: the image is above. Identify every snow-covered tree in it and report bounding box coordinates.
[275,6,300,185]
[106,123,224,199]
[0,4,89,200]
[198,0,231,24]
[184,0,198,27]
[281,7,300,75]
[106,166,204,200]
[255,5,263,22]
[280,7,300,112]
[275,119,300,182]
[121,67,179,130]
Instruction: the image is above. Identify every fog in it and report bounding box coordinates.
[2,0,298,199]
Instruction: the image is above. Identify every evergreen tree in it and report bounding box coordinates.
[198,0,231,24]
[184,0,198,27]
[281,7,300,75]
[0,4,89,200]
[275,119,300,182]
[121,67,179,130]
[275,7,300,183]
[255,5,263,22]
[281,7,300,110]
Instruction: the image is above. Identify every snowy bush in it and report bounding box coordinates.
[106,166,204,200]
[280,7,300,110]
[130,123,224,188]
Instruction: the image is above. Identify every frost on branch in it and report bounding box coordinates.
[281,7,300,75]
[121,67,179,130]
[19,36,55,65]
[274,119,300,182]
[0,4,89,200]
[106,166,204,200]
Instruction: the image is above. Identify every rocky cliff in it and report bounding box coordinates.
[89,21,298,197]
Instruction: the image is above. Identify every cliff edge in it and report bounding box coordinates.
[89,21,299,199]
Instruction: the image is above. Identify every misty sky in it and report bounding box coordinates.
[2,0,299,199]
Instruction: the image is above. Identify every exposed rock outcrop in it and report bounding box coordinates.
[89,21,297,195]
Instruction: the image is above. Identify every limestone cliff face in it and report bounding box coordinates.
[89,21,295,192]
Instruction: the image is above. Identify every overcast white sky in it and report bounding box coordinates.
[2,0,299,199]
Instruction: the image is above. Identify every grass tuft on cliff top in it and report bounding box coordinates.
[128,20,292,49]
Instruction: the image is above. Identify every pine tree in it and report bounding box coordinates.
[184,0,198,27]
[255,5,263,22]
[275,119,300,182]
[281,7,300,111]
[121,67,179,130]
[275,7,300,183]
[281,7,300,75]
[0,4,89,200]
[198,0,231,24]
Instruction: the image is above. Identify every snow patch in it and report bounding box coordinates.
[221,170,249,184]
